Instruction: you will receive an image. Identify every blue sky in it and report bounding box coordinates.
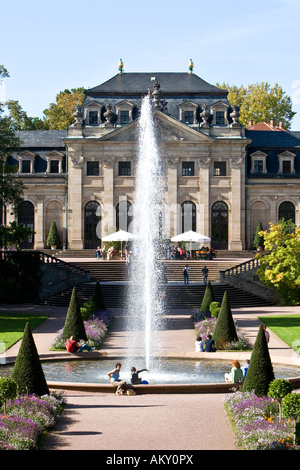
[1,0,300,129]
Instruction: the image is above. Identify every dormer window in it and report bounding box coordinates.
[250,151,268,174]
[84,102,103,126]
[277,151,295,175]
[116,101,134,125]
[179,102,198,125]
[45,150,64,174]
[18,151,35,174]
[210,101,229,126]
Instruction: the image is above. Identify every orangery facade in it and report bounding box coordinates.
[6,69,300,251]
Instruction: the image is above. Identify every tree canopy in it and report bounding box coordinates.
[257,219,300,305]
[216,81,296,129]
[0,66,25,213]
[43,87,85,130]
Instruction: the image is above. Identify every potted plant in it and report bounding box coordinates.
[46,220,60,249]
[253,221,264,251]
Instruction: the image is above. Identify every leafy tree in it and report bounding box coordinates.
[0,221,34,250]
[43,87,85,130]
[11,322,49,396]
[62,286,87,342]
[5,99,49,130]
[268,378,293,421]
[212,291,238,349]
[0,377,17,413]
[46,220,60,248]
[257,220,300,305]
[216,82,296,129]
[0,66,25,214]
[282,393,300,445]
[242,324,275,397]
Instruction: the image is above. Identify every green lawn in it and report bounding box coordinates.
[258,315,300,352]
[0,312,48,352]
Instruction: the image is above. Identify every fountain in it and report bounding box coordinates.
[125,92,165,371]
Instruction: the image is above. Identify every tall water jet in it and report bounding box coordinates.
[125,94,165,370]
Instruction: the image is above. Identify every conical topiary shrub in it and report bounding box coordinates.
[46,220,60,249]
[200,281,215,315]
[92,280,106,311]
[212,291,238,349]
[11,322,49,396]
[242,324,275,397]
[61,286,87,342]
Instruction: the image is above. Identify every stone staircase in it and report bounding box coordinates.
[43,282,274,309]
[40,251,274,309]
[46,258,241,283]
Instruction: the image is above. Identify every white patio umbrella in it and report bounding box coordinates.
[102,230,137,256]
[171,230,210,251]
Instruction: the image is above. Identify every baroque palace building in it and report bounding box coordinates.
[6,63,300,251]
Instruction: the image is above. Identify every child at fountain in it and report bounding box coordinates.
[130,366,149,384]
[108,362,127,395]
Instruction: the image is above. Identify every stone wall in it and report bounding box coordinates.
[221,266,281,304]
[38,262,90,300]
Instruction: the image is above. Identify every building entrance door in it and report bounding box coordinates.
[211,201,228,250]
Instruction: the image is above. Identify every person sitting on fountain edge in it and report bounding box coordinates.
[205,334,216,352]
[131,366,149,384]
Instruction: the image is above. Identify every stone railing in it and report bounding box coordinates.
[219,258,260,282]
[38,251,90,282]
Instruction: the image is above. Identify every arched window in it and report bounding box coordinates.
[84,201,101,249]
[211,201,228,250]
[181,202,196,232]
[18,201,34,249]
[278,201,295,223]
[116,201,133,232]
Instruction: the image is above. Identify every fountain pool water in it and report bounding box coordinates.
[125,93,165,372]
[2,359,300,385]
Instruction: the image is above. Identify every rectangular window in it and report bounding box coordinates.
[213,162,226,176]
[50,160,59,173]
[254,160,264,174]
[184,111,194,124]
[182,161,195,176]
[119,161,131,176]
[87,161,99,176]
[21,160,31,173]
[120,111,129,124]
[216,111,225,125]
[282,160,291,174]
[89,111,98,126]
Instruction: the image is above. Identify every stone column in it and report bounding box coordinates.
[229,157,244,250]
[35,196,45,249]
[102,157,115,236]
[165,157,179,238]
[68,151,84,249]
[197,156,211,237]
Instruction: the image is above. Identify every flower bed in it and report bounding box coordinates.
[224,390,297,450]
[52,309,114,350]
[193,315,248,350]
[0,392,65,450]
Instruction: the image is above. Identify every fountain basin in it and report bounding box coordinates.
[2,357,300,393]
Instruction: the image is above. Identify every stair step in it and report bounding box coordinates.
[43,283,274,309]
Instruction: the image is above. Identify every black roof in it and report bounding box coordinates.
[86,73,227,97]
[17,130,67,148]
[246,130,300,149]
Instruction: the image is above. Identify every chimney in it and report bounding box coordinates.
[278,121,284,129]
[270,119,275,127]
[248,120,253,127]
